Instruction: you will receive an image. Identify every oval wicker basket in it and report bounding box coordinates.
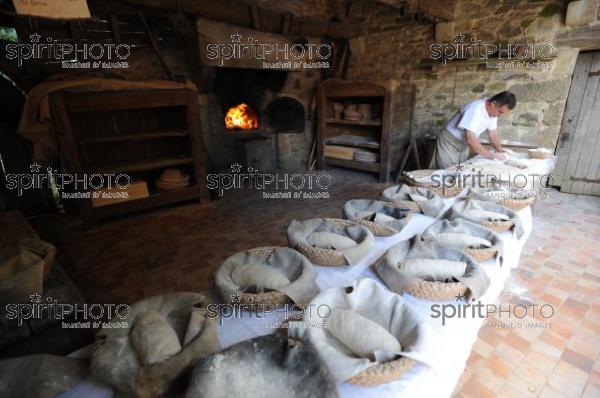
[346,356,416,386]
[496,195,535,211]
[404,169,464,198]
[383,199,422,213]
[295,219,367,267]
[356,219,397,237]
[481,220,514,233]
[528,149,551,159]
[234,246,291,307]
[465,246,498,263]
[404,279,469,301]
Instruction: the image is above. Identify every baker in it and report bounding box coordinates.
[430,91,516,169]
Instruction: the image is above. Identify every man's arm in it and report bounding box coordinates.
[488,129,505,152]
[465,130,505,160]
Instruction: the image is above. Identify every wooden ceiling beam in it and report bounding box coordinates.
[556,25,600,51]
[119,0,366,38]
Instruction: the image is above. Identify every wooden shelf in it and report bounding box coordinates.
[94,186,199,218]
[325,118,382,126]
[326,140,380,150]
[317,81,392,182]
[81,131,189,144]
[325,156,380,173]
[91,156,194,174]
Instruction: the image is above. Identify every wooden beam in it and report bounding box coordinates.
[556,25,600,51]
[250,4,261,30]
[120,0,365,38]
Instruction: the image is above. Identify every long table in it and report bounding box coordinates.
[60,190,533,398]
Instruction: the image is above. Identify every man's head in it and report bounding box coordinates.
[486,91,516,117]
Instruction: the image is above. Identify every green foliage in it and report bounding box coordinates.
[0,26,18,42]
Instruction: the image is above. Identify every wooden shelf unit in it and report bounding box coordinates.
[317,81,392,182]
[50,87,209,226]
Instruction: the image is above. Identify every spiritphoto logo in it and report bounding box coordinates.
[206,293,331,327]
[5,33,131,69]
[4,293,131,328]
[430,33,556,68]
[431,296,555,326]
[5,163,131,197]
[205,32,331,69]
[206,163,332,198]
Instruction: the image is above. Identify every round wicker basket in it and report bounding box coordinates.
[234,246,291,307]
[404,169,464,198]
[346,356,416,386]
[528,149,551,159]
[384,199,422,213]
[496,195,535,211]
[404,279,469,301]
[295,219,366,267]
[465,246,498,263]
[356,219,397,237]
[481,220,513,233]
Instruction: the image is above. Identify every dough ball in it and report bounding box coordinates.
[327,308,401,359]
[231,264,290,291]
[436,233,492,249]
[307,232,357,250]
[399,259,467,281]
[130,310,182,365]
[464,209,509,222]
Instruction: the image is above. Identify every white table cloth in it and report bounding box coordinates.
[60,190,533,398]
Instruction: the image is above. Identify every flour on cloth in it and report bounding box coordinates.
[307,231,358,249]
[186,334,339,398]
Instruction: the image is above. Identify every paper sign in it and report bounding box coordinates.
[12,0,91,19]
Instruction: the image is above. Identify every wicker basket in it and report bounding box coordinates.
[404,279,469,301]
[404,169,436,184]
[497,196,535,211]
[295,219,364,266]
[481,220,514,233]
[296,243,348,266]
[346,356,416,386]
[383,200,422,213]
[465,246,498,263]
[234,247,291,307]
[356,220,397,237]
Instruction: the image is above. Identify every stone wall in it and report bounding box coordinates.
[346,0,586,169]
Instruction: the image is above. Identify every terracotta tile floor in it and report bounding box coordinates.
[40,169,600,397]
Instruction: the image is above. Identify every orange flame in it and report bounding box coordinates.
[225,103,259,130]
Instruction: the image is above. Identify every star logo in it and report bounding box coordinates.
[30,293,42,303]
[231,163,242,173]
[230,33,242,43]
[30,163,42,173]
[454,162,464,173]
[455,292,466,302]
[454,33,465,43]
[231,292,242,303]
[29,33,41,43]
